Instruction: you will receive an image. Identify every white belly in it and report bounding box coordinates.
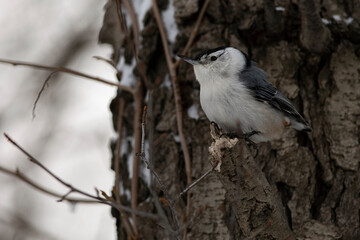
[200,82,284,143]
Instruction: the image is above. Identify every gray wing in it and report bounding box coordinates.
[240,65,309,125]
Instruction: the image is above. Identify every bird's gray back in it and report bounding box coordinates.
[239,65,309,126]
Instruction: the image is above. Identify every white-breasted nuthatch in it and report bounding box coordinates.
[179,47,311,143]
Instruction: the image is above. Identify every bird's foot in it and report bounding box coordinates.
[220,132,238,139]
[210,121,221,132]
[245,138,259,158]
[241,131,260,158]
[242,130,260,139]
[210,121,224,139]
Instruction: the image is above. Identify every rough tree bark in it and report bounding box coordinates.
[99,0,359,239]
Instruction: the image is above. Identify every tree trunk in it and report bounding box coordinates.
[99,0,360,239]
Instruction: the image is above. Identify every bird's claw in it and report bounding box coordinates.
[210,121,220,131]
[242,130,260,158]
[220,132,238,139]
[210,121,223,138]
[245,138,259,158]
[242,130,260,139]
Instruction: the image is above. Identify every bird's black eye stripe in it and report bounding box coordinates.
[210,56,217,61]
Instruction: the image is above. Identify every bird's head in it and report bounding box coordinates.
[178,47,250,85]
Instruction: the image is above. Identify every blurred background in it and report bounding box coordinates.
[0,0,117,239]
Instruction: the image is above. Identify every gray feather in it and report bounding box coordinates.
[239,65,311,129]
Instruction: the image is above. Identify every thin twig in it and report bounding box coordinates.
[92,56,117,69]
[114,0,152,90]
[3,133,158,220]
[114,98,136,238]
[114,0,147,234]
[139,109,182,239]
[114,99,125,203]
[0,165,97,203]
[174,0,211,68]
[32,71,57,119]
[149,187,179,239]
[139,106,180,230]
[140,106,147,154]
[130,81,144,234]
[4,133,70,189]
[57,190,73,202]
[122,0,140,53]
[173,167,214,203]
[151,2,193,237]
[139,107,167,193]
[0,58,135,95]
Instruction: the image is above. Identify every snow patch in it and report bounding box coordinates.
[117,56,137,87]
[111,133,119,143]
[160,74,172,89]
[275,6,285,12]
[126,153,134,178]
[332,14,341,21]
[162,0,178,44]
[321,18,330,25]
[344,17,353,25]
[173,134,180,143]
[144,90,151,103]
[132,0,152,32]
[119,182,131,200]
[121,136,134,178]
[124,189,131,199]
[332,15,354,25]
[187,105,199,120]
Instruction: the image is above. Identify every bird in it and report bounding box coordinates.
[178,46,311,144]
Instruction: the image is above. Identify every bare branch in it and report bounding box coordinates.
[140,105,147,154]
[129,81,144,233]
[57,190,73,202]
[3,133,159,220]
[122,0,140,53]
[139,106,180,230]
[32,71,57,119]
[92,56,117,69]
[0,58,135,95]
[4,133,72,189]
[0,165,97,204]
[114,99,125,204]
[114,0,149,234]
[173,167,214,203]
[114,98,136,238]
[151,2,193,234]
[114,0,152,90]
[151,1,193,237]
[149,188,179,239]
[174,0,211,68]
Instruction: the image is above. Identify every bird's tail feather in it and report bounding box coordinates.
[291,120,312,132]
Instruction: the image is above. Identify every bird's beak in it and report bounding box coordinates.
[177,55,199,65]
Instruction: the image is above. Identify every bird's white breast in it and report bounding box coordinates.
[194,66,284,143]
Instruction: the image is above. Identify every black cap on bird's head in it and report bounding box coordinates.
[178,46,228,65]
[178,46,251,68]
[194,46,227,60]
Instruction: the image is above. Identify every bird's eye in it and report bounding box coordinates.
[210,56,217,61]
